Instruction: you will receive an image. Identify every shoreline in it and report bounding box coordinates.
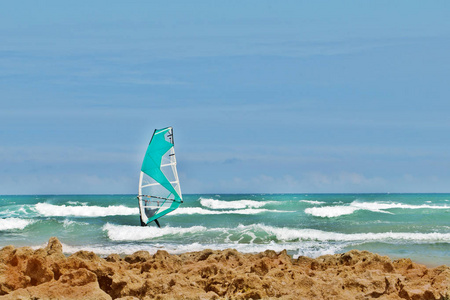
[1,237,448,299]
[55,246,447,270]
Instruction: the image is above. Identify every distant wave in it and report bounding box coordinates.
[200,198,276,209]
[351,201,449,211]
[35,203,138,217]
[34,203,288,218]
[0,218,32,230]
[0,205,34,218]
[67,201,88,206]
[103,223,450,243]
[170,207,289,215]
[305,206,360,218]
[299,200,326,205]
[305,201,449,218]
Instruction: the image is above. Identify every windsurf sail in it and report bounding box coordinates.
[138,127,182,227]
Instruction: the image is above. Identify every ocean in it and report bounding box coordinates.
[1,194,449,267]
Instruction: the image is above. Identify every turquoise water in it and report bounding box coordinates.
[1,194,449,267]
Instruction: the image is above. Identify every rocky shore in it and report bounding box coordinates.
[0,237,448,299]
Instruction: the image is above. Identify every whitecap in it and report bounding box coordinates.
[0,218,32,230]
[103,223,209,241]
[67,201,88,206]
[305,206,359,218]
[35,203,138,217]
[304,200,449,218]
[200,198,274,209]
[350,201,449,211]
[299,200,326,205]
[254,224,450,243]
[170,207,289,215]
[258,224,450,242]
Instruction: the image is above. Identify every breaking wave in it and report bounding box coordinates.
[305,206,360,218]
[0,218,32,231]
[103,223,450,243]
[200,198,275,209]
[170,207,289,215]
[299,200,326,205]
[103,223,209,241]
[33,203,289,218]
[305,201,449,218]
[255,224,450,242]
[35,203,138,217]
[351,201,449,211]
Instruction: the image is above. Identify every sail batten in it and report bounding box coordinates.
[160,162,176,167]
[142,180,180,188]
[138,127,182,226]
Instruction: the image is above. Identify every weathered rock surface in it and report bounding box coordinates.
[0,238,448,299]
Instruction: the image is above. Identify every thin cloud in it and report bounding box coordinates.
[114,77,187,86]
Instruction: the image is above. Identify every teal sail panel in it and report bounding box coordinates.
[138,127,182,226]
[141,128,181,201]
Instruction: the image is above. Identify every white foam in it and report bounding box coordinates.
[62,219,89,228]
[49,223,450,258]
[63,219,76,227]
[305,206,359,217]
[170,207,287,215]
[103,223,209,241]
[200,198,274,209]
[2,205,33,218]
[35,203,138,217]
[300,200,326,204]
[0,209,12,217]
[351,201,449,211]
[255,224,450,242]
[0,218,32,230]
[44,237,345,258]
[50,241,323,257]
[67,201,88,206]
[18,206,29,215]
[103,222,450,244]
[55,243,161,256]
[294,242,348,258]
[34,202,288,218]
[304,200,449,218]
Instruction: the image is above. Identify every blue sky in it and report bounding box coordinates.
[1,1,449,194]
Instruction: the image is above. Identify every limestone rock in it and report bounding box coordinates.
[0,238,448,300]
